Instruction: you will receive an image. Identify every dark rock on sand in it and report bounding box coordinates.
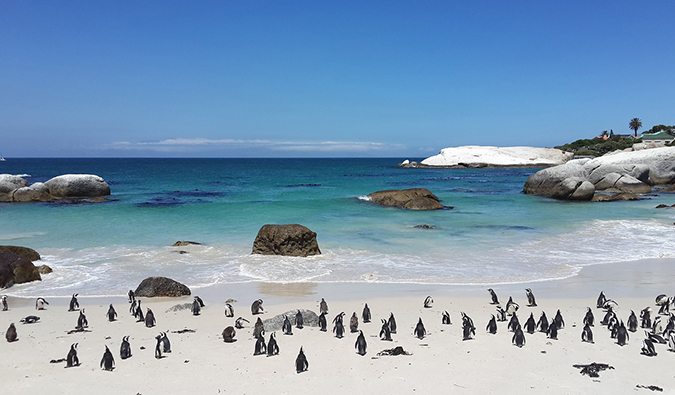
[252,224,321,257]
[134,276,191,297]
[263,309,319,332]
[591,193,640,202]
[0,246,41,261]
[366,188,444,210]
[0,253,42,288]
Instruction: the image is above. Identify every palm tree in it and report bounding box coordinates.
[629,117,642,137]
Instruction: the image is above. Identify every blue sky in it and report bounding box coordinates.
[1,1,674,158]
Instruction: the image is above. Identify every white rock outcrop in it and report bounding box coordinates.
[420,146,573,167]
[0,174,110,202]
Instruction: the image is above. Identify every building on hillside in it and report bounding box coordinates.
[641,131,675,145]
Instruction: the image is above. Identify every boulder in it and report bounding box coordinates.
[0,174,29,202]
[0,253,42,288]
[12,183,51,202]
[44,174,111,198]
[252,224,321,257]
[172,241,202,247]
[366,188,444,210]
[0,246,41,261]
[37,264,53,274]
[263,309,320,331]
[134,276,191,297]
[592,193,640,202]
[420,146,574,168]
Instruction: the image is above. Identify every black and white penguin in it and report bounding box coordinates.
[349,312,358,333]
[127,290,135,304]
[5,323,17,342]
[224,303,234,318]
[129,299,137,315]
[355,330,367,356]
[554,309,565,329]
[2,295,8,311]
[194,296,205,307]
[100,345,115,371]
[253,317,265,339]
[253,333,266,355]
[442,311,451,325]
[295,347,308,373]
[641,338,657,356]
[379,319,392,341]
[295,310,304,329]
[107,304,117,322]
[424,296,433,308]
[333,312,345,338]
[668,332,675,352]
[319,298,328,315]
[191,298,201,316]
[66,343,79,367]
[596,291,606,309]
[120,336,132,359]
[505,296,519,315]
[512,325,525,348]
[161,332,171,353]
[495,306,507,322]
[145,308,156,328]
[616,321,629,346]
[318,312,327,332]
[646,330,666,345]
[267,333,279,356]
[282,315,293,336]
[388,313,397,334]
[20,315,40,324]
[600,308,615,326]
[525,288,537,307]
[581,324,594,343]
[414,318,426,339]
[486,314,497,334]
[462,312,476,340]
[154,335,163,359]
[76,309,88,330]
[362,303,371,323]
[524,313,537,334]
[652,316,664,335]
[222,326,236,343]
[35,297,49,310]
[508,312,520,332]
[537,311,549,333]
[627,310,638,332]
[234,317,249,329]
[583,307,594,327]
[487,288,500,305]
[251,299,264,315]
[547,320,558,340]
[68,293,79,312]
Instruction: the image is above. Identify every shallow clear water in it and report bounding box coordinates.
[1,158,674,297]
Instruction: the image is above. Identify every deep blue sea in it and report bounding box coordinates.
[1,158,674,297]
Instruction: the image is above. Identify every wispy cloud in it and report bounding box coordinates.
[107,138,404,153]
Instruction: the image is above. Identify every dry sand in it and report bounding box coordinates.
[1,258,675,395]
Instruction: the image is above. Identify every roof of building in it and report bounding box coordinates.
[641,131,675,140]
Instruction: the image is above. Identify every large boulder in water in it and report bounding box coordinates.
[0,174,30,202]
[366,188,444,210]
[44,174,111,198]
[252,224,321,257]
[0,246,41,261]
[0,253,42,288]
[134,276,191,297]
[263,309,320,331]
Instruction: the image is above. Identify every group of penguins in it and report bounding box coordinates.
[4,287,675,374]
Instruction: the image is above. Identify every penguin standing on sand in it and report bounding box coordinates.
[295,347,308,373]
[120,336,132,359]
[224,303,234,318]
[641,307,652,329]
[583,307,594,327]
[128,290,135,304]
[488,288,500,305]
[134,300,144,321]
[597,291,606,309]
[161,332,171,353]
[486,314,497,334]
[267,333,279,356]
[350,312,358,333]
[524,313,537,334]
[253,317,265,339]
[505,297,519,315]
[100,345,115,371]
[424,296,433,308]
[2,295,7,311]
[295,310,304,329]
[362,303,371,323]
[379,319,392,341]
[414,318,426,339]
[107,304,117,322]
[512,325,525,347]
[462,312,476,340]
[66,343,79,367]
[641,338,657,356]
[320,298,328,315]
[547,320,558,340]
[627,310,638,332]
[581,324,594,343]
[76,309,88,330]
[525,289,537,307]
[35,297,49,310]
[388,313,397,334]
[154,335,163,359]
[194,296,205,307]
[601,308,615,326]
[537,312,549,333]
[318,312,327,332]
[68,293,79,312]
[145,308,156,328]
[333,312,345,338]
[355,330,367,355]
[554,309,565,329]
[495,306,507,322]
[282,315,293,336]
[254,334,267,355]
[442,311,451,325]
[129,299,137,315]
[191,298,201,316]
[251,299,264,315]
[508,313,520,332]
[222,326,236,343]
[5,323,17,342]
[617,321,629,346]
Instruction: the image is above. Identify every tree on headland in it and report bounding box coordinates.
[629,117,642,137]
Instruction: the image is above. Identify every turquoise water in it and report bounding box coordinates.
[1,158,674,297]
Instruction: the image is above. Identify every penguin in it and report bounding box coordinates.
[107,304,117,322]
[512,325,525,347]
[508,312,520,332]
[641,307,652,329]
[627,310,638,332]
[462,312,476,340]
[318,312,327,332]
[20,315,40,324]
[664,315,675,337]
[655,294,669,307]
[668,332,675,352]
[267,333,279,356]
[320,298,328,315]
[609,317,620,338]
[414,318,426,339]
[600,308,615,326]
[495,306,507,322]
[224,303,234,318]
[100,345,115,371]
[2,295,7,311]
[5,323,17,342]
[222,326,236,343]
[295,347,308,373]
[547,320,558,340]
[253,317,265,339]
[524,313,537,334]
[145,308,156,328]
[129,299,137,315]
[537,312,549,333]
[505,296,519,315]
[362,303,371,323]
[388,313,397,334]
[68,293,79,312]
[424,296,433,308]
[525,288,537,307]
[486,314,497,334]
[596,291,606,309]
[442,311,451,325]
[583,307,594,327]
[487,288,499,305]
[154,335,163,359]
[120,336,132,359]
[646,329,666,344]
[602,299,618,310]
[554,309,565,329]
[234,317,249,329]
[616,321,629,346]
[282,315,293,335]
[379,319,392,341]
[295,310,304,329]
[658,301,670,316]
[161,332,171,353]
[194,296,205,307]
[581,324,594,343]
[191,298,201,316]
[35,297,49,310]
[349,312,358,333]
[135,303,144,322]
[355,330,367,355]
[127,290,135,304]
[66,343,79,367]
[76,309,88,330]
[641,338,657,356]
[333,312,345,338]
[251,299,263,315]
[652,316,663,334]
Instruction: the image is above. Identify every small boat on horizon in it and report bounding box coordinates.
[0,155,5,162]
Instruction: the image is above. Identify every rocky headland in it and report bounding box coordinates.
[0,174,111,202]
[400,146,573,168]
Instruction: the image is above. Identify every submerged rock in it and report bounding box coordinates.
[591,193,639,202]
[172,241,202,247]
[0,253,42,288]
[366,188,444,210]
[252,224,321,257]
[134,276,191,297]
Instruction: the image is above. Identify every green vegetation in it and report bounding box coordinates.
[645,124,675,135]
[555,136,641,157]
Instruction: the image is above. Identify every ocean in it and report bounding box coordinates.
[1,158,674,297]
